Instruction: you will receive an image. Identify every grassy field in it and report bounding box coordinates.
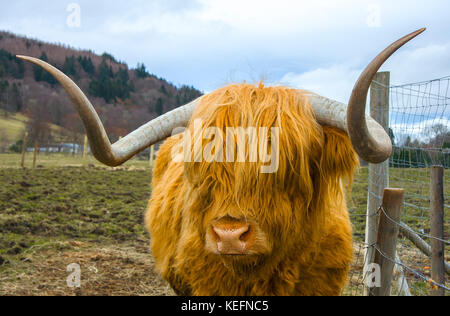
[0,154,447,296]
[0,112,84,149]
[0,112,28,144]
[0,153,152,169]
[349,167,450,239]
[0,165,174,295]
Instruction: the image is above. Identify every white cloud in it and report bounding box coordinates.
[382,42,450,85]
[1,0,449,94]
[280,64,362,103]
[194,0,364,33]
[279,42,450,109]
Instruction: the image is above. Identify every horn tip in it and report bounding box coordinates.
[415,27,427,35]
[410,27,426,38]
[16,55,33,61]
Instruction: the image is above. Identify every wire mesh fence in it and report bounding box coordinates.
[347,75,449,296]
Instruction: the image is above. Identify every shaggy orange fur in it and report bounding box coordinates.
[146,83,359,296]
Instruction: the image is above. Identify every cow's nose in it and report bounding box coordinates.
[211,221,251,255]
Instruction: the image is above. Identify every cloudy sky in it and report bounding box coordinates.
[1,0,449,105]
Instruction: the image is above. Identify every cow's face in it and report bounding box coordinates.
[180,84,358,267]
[200,184,298,262]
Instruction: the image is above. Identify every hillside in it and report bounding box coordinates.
[0,112,27,144]
[0,31,203,150]
[0,111,76,148]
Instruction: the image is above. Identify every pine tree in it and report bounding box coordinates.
[34,52,56,85]
[63,55,77,77]
[78,56,95,75]
[155,98,164,116]
[136,63,149,78]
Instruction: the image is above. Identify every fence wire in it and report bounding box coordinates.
[347,76,449,296]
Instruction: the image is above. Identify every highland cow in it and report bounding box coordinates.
[18,28,425,296]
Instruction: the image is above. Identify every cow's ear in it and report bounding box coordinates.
[320,127,359,182]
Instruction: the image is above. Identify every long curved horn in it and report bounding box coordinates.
[303,28,425,163]
[346,28,426,163]
[17,55,201,167]
[303,92,396,162]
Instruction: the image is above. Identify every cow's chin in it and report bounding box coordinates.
[218,253,268,274]
[204,243,271,274]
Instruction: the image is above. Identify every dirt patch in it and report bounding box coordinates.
[0,241,175,296]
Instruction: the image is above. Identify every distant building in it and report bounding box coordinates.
[27,143,90,154]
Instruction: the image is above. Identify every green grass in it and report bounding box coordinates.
[349,167,449,241]
[0,111,83,146]
[0,167,153,274]
[0,112,27,143]
[0,153,153,169]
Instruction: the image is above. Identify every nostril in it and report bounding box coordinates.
[239,226,251,242]
[211,227,221,242]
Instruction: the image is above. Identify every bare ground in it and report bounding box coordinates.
[0,240,175,296]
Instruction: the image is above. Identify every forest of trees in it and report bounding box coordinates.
[0,31,203,151]
[88,59,134,102]
[0,49,24,79]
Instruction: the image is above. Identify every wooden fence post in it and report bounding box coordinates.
[149,145,155,168]
[430,165,445,296]
[370,188,404,296]
[394,253,411,296]
[364,72,390,294]
[21,131,28,168]
[32,139,38,169]
[82,134,88,165]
